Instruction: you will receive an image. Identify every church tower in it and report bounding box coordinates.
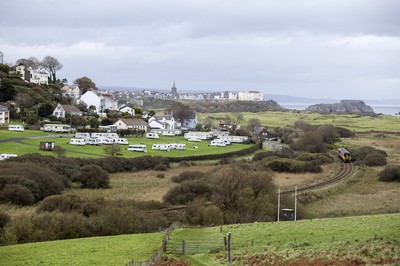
[171,81,177,94]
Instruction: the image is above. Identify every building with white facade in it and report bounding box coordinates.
[238,91,264,101]
[52,104,83,118]
[148,115,176,130]
[61,85,81,103]
[0,105,10,124]
[80,91,117,115]
[113,118,148,131]
[15,65,48,85]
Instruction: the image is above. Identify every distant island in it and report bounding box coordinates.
[305,100,375,115]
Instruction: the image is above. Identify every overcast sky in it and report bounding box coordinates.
[1,0,399,100]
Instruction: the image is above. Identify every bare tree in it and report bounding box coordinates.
[16,57,40,69]
[74,76,97,94]
[41,56,63,83]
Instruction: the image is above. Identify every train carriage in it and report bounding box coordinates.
[338,148,351,163]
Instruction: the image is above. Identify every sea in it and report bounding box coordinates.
[280,103,400,116]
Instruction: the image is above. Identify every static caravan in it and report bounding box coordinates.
[0,154,17,161]
[127,144,147,152]
[39,142,55,151]
[225,136,249,143]
[146,132,160,139]
[84,138,100,145]
[105,133,119,139]
[69,138,86,146]
[44,124,71,133]
[187,137,201,142]
[98,138,114,145]
[115,138,129,145]
[184,131,213,140]
[152,144,171,151]
[91,132,107,138]
[170,143,186,150]
[209,139,227,147]
[75,132,91,139]
[8,125,24,132]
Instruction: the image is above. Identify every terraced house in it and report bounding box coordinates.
[0,105,10,124]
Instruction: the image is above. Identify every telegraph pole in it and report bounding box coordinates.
[294,186,297,221]
[277,189,280,222]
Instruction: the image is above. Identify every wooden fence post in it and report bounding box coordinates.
[227,232,232,266]
[182,240,186,255]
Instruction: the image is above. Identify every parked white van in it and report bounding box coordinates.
[115,138,129,145]
[146,132,159,139]
[127,144,147,152]
[84,138,100,145]
[8,125,24,132]
[75,132,91,139]
[0,153,18,160]
[69,138,86,146]
[152,144,171,151]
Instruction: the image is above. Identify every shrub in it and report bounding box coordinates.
[0,184,35,206]
[0,162,68,199]
[0,212,10,230]
[253,151,275,161]
[154,164,168,171]
[266,159,322,173]
[336,127,356,138]
[38,194,82,213]
[363,152,387,166]
[289,131,326,153]
[171,171,206,183]
[163,180,212,205]
[72,165,110,189]
[379,165,400,182]
[0,175,41,202]
[351,146,387,162]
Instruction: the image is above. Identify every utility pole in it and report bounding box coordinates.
[277,189,280,222]
[227,232,232,266]
[294,186,297,221]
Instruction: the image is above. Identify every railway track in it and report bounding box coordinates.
[281,162,353,195]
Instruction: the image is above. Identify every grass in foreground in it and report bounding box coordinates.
[169,213,400,265]
[0,232,164,266]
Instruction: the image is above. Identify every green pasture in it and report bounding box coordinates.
[200,111,400,132]
[0,214,398,265]
[170,213,400,265]
[0,232,164,266]
[0,130,251,158]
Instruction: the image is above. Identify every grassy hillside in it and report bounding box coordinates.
[1,214,396,265]
[200,111,400,132]
[0,232,164,266]
[168,213,400,265]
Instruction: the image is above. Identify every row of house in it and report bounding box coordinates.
[15,65,49,85]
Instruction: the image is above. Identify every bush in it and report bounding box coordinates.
[38,194,82,213]
[289,131,326,153]
[266,159,323,173]
[336,127,356,138]
[0,212,10,230]
[72,165,110,189]
[0,175,41,202]
[163,180,212,205]
[351,146,387,162]
[0,184,35,206]
[171,171,206,183]
[379,165,400,182]
[253,151,275,161]
[363,152,387,166]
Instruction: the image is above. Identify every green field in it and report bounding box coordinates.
[1,213,398,265]
[169,213,400,265]
[200,111,400,132]
[0,232,164,266]
[0,130,252,158]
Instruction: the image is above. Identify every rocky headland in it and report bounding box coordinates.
[305,100,375,115]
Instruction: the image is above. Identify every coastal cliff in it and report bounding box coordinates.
[305,100,375,115]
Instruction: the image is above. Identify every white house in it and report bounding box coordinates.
[118,104,135,116]
[0,105,10,124]
[238,91,264,101]
[148,115,176,130]
[52,104,83,118]
[61,85,81,103]
[180,111,198,130]
[80,91,117,115]
[113,118,148,131]
[15,65,48,85]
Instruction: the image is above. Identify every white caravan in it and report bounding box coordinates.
[115,138,129,145]
[209,139,227,147]
[75,132,91,139]
[0,154,18,160]
[98,138,114,145]
[127,145,147,152]
[84,138,100,145]
[152,144,171,151]
[146,132,160,139]
[69,138,86,146]
[170,143,186,150]
[8,125,24,132]
[43,124,71,133]
[91,132,107,138]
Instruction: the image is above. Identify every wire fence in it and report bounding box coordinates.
[125,222,180,266]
